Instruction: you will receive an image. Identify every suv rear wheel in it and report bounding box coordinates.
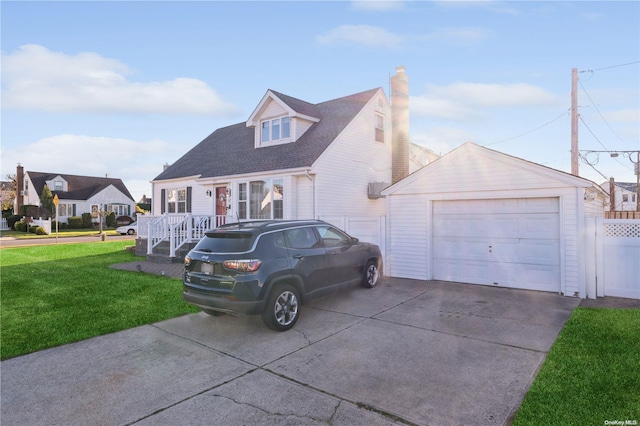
[262,284,301,331]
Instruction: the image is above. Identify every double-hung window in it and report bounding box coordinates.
[261,117,290,144]
[167,189,187,213]
[375,113,385,142]
[237,179,284,220]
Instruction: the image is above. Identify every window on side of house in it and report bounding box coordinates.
[108,204,129,216]
[375,113,385,142]
[54,181,63,191]
[260,117,291,144]
[623,194,629,202]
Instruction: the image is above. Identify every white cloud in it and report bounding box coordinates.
[1,134,187,201]
[422,27,494,46]
[351,1,405,11]
[603,109,640,123]
[317,24,491,50]
[411,82,560,120]
[1,44,238,116]
[316,25,403,48]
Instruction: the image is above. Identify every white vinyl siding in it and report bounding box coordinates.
[312,88,391,218]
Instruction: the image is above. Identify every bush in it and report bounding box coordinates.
[82,213,92,228]
[106,212,116,228]
[6,215,22,229]
[13,221,26,232]
[19,204,37,216]
[30,226,47,235]
[67,216,83,229]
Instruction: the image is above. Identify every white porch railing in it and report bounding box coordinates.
[138,213,230,257]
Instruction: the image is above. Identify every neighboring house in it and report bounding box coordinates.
[16,166,135,224]
[150,67,417,229]
[601,180,638,211]
[382,142,608,299]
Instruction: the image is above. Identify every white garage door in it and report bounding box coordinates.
[433,198,560,292]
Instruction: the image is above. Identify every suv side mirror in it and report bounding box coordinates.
[351,237,359,245]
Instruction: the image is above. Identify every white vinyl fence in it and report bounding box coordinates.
[602,219,640,299]
[319,216,386,262]
[587,218,640,300]
[0,218,9,231]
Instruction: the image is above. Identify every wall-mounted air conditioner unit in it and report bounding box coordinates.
[367,182,389,199]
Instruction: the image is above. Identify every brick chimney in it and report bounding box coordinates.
[16,163,24,213]
[391,66,409,184]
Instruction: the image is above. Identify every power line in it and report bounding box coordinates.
[482,110,569,147]
[579,80,627,145]
[579,60,640,73]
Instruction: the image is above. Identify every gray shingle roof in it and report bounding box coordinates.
[27,172,135,202]
[616,182,638,193]
[154,88,381,181]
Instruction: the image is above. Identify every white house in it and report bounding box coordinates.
[17,166,136,224]
[146,67,425,256]
[381,142,608,299]
[603,180,638,212]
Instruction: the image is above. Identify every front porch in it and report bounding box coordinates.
[136,213,230,262]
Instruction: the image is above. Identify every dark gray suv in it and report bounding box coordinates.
[183,220,382,331]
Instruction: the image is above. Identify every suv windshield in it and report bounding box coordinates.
[194,232,255,253]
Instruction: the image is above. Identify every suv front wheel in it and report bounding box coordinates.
[361,260,380,288]
[262,284,301,331]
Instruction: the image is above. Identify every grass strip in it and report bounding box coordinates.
[513,307,640,425]
[0,241,198,360]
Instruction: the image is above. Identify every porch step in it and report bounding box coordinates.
[145,241,197,264]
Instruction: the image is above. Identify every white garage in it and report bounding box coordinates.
[382,143,607,298]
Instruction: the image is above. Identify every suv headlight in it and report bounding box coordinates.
[223,259,262,272]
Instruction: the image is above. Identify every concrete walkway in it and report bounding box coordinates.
[1,274,582,426]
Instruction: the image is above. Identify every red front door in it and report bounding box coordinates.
[215,187,227,226]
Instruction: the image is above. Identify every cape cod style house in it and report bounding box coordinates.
[16,164,136,225]
[142,67,421,258]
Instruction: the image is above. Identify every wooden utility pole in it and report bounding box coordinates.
[571,68,579,176]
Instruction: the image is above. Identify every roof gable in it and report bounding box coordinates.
[26,171,134,201]
[155,87,382,181]
[382,142,602,196]
[246,90,320,128]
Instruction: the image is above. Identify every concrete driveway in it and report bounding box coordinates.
[1,278,579,425]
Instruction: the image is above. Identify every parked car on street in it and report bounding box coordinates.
[115,221,137,235]
[183,220,382,331]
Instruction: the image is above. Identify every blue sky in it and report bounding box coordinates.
[2,1,639,202]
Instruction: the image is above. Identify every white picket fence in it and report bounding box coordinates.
[0,218,9,231]
[586,218,640,300]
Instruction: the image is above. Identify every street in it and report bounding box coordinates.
[0,234,136,248]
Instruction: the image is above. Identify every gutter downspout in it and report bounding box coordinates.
[305,169,316,219]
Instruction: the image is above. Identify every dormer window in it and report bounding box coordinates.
[54,181,63,191]
[261,116,291,144]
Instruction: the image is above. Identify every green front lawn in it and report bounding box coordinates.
[0,241,198,360]
[513,307,640,424]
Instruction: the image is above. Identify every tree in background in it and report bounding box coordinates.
[40,185,55,219]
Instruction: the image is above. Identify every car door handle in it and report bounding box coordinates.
[293,254,304,259]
